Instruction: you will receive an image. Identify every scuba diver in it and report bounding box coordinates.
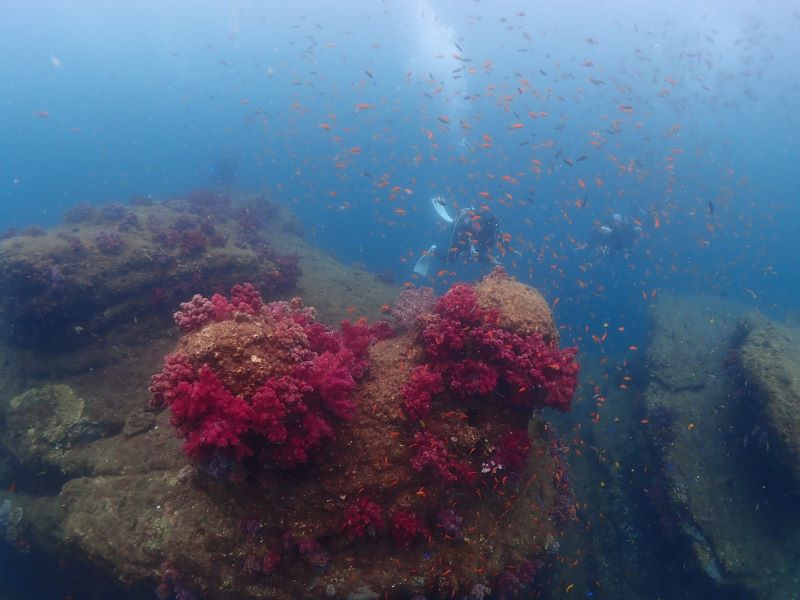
[590,212,641,260]
[414,195,516,277]
[212,157,238,187]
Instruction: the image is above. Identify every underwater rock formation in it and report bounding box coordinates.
[0,271,579,600]
[472,270,559,343]
[0,191,398,388]
[739,318,800,488]
[642,294,800,598]
[0,191,303,350]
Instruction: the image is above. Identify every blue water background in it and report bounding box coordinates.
[1,0,798,348]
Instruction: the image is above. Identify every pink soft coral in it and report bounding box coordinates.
[249,375,313,445]
[389,510,429,547]
[173,285,262,332]
[173,294,217,332]
[407,283,578,416]
[302,351,358,420]
[152,284,391,470]
[169,366,255,460]
[410,431,476,485]
[149,353,196,409]
[492,429,533,473]
[341,498,385,539]
[389,285,436,330]
[228,282,264,314]
[402,365,444,420]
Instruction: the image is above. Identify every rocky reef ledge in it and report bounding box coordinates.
[0,266,579,599]
[641,294,800,599]
[0,190,396,382]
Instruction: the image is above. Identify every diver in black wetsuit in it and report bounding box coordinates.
[590,212,640,259]
[414,196,514,276]
[446,207,503,265]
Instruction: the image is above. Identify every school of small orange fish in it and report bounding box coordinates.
[26,2,799,589]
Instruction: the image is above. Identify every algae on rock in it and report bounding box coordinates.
[2,384,100,471]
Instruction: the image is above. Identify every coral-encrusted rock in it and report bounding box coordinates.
[411,276,577,415]
[150,285,386,469]
[57,335,572,600]
[177,316,305,398]
[0,191,400,355]
[739,318,800,487]
[474,266,559,343]
[0,198,296,350]
[21,276,576,600]
[136,277,577,598]
[1,384,100,471]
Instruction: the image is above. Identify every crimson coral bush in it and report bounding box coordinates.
[400,281,578,477]
[404,282,578,420]
[149,283,392,470]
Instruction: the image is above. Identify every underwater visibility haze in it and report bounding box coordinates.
[0,1,799,599]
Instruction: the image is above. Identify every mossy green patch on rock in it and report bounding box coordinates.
[2,384,100,471]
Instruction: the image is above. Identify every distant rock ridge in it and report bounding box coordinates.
[642,293,800,599]
[739,317,800,490]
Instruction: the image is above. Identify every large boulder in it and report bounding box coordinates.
[2,276,578,600]
[57,338,569,600]
[474,267,558,343]
[642,294,800,598]
[739,318,800,487]
[0,197,296,350]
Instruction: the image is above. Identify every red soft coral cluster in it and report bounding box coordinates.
[228,282,264,314]
[389,510,430,547]
[400,282,578,480]
[340,498,385,539]
[170,366,255,460]
[401,364,444,421]
[149,353,196,409]
[150,283,392,469]
[491,429,534,473]
[410,431,477,485]
[406,283,578,418]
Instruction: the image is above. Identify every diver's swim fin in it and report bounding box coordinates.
[431,196,454,223]
[413,245,437,277]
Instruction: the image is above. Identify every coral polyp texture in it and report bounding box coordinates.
[144,270,579,599]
